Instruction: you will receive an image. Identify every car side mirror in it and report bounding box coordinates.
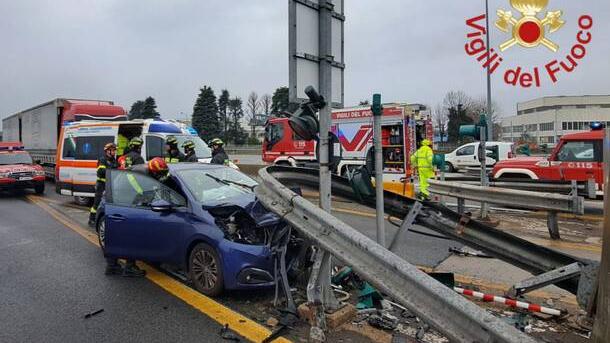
[34,159,42,165]
[151,199,173,212]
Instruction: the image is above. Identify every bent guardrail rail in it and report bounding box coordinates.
[256,166,538,343]
[428,179,584,240]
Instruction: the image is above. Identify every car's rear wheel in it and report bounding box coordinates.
[34,183,45,195]
[189,243,224,296]
[443,162,455,173]
[97,216,106,252]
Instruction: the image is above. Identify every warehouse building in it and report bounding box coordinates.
[500,95,610,147]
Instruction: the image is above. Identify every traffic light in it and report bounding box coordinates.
[371,94,382,116]
[459,114,488,140]
[288,86,326,141]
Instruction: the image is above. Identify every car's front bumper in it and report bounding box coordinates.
[0,176,45,190]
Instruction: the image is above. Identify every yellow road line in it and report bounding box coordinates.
[26,195,290,343]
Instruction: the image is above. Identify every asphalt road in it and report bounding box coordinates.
[0,190,228,343]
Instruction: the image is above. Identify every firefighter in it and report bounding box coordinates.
[209,138,229,165]
[147,157,171,183]
[89,143,118,227]
[181,140,198,162]
[164,136,184,163]
[410,139,434,200]
[121,137,145,169]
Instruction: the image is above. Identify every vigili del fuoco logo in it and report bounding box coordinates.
[465,0,593,88]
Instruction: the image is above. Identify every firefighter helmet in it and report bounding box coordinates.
[148,157,168,175]
[128,137,143,148]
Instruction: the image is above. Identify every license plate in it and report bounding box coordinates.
[19,176,33,181]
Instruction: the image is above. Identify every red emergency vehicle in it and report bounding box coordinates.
[262,104,433,196]
[492,123,605,196]
[0,142,46,194]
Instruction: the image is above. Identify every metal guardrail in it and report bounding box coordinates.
[428,180,584,214]
[428,179,584,240]
[256,166,537,343]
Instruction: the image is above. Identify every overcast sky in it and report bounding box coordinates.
[1,0,609,128]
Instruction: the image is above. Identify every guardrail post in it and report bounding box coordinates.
[547,211,560,240]
[457,197,465,215]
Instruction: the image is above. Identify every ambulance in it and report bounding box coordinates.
[55,119,212,204]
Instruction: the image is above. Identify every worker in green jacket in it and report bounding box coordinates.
[410,139,434,200]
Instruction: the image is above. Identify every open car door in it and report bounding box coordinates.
[103,169,189,264]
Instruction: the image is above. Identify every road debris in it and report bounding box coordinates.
[368,312,399,331]
[219,324,240,342]
[448,246,493,258]
[455,287,563,316]
[83,308,104,319]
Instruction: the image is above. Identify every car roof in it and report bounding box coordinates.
[561,130,605,141]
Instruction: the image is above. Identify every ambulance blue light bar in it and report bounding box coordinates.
[186,127,198,135]
[148,122,182,134]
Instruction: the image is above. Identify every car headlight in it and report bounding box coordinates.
[35,170,46,176]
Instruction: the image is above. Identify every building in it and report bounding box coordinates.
[501,95,610,147]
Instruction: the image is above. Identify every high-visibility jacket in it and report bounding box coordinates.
[117,134,129,156]
[165,149,184,164]
[410,145,434,171]
[410,145,434,197]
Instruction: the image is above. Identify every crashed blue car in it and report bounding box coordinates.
[95,163,300,296]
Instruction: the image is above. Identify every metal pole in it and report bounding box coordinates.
[485,0,493,140]
[592,128,610,342]
[480,126,489,219]
[373,95,385,247]
[306,1,338,327]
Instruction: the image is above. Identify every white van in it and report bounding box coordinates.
[55,119,214,204]
[443,141,514,172]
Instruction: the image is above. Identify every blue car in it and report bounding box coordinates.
[95,163,299,296]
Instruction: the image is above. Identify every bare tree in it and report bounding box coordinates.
[442,91,474,115]
[470,96,503,140]
[246,92,260,137]
[260,94,272,116]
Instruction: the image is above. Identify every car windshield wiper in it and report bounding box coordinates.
[204,173,255,191]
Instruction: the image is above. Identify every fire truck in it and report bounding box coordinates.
[492,123,606,197]
[262,104,433,196]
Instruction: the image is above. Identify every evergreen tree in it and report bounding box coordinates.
[227,97,247,144]
[192,86,221,143]
[218,89,230,142]
[447,104,474,143]
[271,86,290,114]
[128,100,145,120]
[141,96,160,119]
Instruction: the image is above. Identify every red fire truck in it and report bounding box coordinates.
[492,123,606,197]
[262,104,433,196]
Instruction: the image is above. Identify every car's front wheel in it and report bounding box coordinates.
[443,162,455,173]
[97,216,106,251]
[189,243,224,296]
